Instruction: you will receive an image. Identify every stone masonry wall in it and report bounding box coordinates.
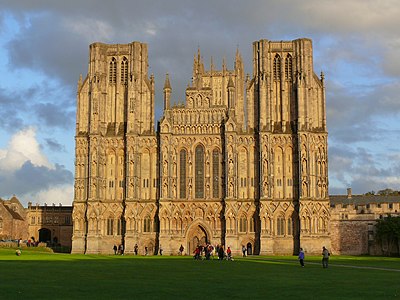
[330,220,369,255]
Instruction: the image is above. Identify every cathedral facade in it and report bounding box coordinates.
[72,38,330,255]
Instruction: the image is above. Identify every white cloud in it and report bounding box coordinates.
[25,184,74,206]
[0,127,52,171]
[62,17,114,42]
[0,128,73,206]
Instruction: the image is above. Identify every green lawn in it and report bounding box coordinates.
[0,248,399,299]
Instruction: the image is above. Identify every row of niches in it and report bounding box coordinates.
[169,108,227,124]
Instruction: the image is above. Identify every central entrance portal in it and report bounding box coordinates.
[187,224,208,254]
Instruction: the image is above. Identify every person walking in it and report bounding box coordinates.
[227,246,232,261]
[113,244,117,255]
[218,245,225,260]
[242,245,246,257]
[298,248,305,267]
[322,246,330,268]
[179,244,184,255]
[134,244,138,255]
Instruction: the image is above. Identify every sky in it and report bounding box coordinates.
[0,0,399,206]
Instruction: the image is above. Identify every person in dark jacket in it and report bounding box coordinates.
[218,245,225,260]
[322,246,330,268]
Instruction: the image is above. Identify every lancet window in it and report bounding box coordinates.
[239,216,247,232]
[277,217,285,235]
[143,216,151,232]
[109,57,117,84]
[107,218,114,235]
[273,54,281,80]
[285,54,292,80]
[121,57,128,84]
[287,218,293,235]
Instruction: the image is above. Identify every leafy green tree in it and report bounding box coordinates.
[375,215,400,256]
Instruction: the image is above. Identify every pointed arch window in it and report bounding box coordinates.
[287,218,293,235]
[212,149,220,198]
[107,218,114,235]
[143,216,151,232]
[239,216,247,232]
[179,149,187,198]
[277,217,285,235]
[285,54,292,80]
[195,145,204,198]
[109,57,117,84]
[121,57,128,84]
[273,54,281,80]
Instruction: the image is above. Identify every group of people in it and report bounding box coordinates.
[298,246,331,268]
[193,244,233,261]
[113,244,124,255]
[113,243,149,255]
[111,242,331,266]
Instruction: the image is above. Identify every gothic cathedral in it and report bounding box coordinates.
[72,38,330,255]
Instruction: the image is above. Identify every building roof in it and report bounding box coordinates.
[330,194,400,205]
[3,205,25,221]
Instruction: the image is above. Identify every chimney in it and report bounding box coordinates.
[347,188,352,199]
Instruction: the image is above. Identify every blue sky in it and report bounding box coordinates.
[0,0,399,205]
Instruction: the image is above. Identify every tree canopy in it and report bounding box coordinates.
[375,215,400,256]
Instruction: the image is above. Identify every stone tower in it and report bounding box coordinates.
[248,39,329,253]
[72,38,330,255]
[72,42,157,254]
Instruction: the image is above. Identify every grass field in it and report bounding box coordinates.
[0,248,399,299]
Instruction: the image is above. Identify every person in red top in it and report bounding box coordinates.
[227,246,232,260]
[194,246,201,260]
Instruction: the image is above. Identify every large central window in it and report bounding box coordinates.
[212,149,219,198]
[195,145,204,198]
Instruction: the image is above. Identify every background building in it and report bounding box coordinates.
[27,202,73,249]
[72,38,330,255]
[0,196,28,241]
[330,188,400,255]
[0,197,72,250]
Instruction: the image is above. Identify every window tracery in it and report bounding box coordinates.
[195,145,204,198]
[109,57,116,84]
[273,54,281,80]
[179,149,187,198]
[285,54,292,80]
[212,149,219,198]
[121,57,128,84]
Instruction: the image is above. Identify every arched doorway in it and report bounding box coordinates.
[39,228,51,244]
[247,242,253,255]
[187,224,208,254]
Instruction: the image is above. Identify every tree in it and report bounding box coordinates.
[375,215,400,256]
[376,189,400,196]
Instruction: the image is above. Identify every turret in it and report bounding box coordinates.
[192,48,204,88]
[227,76,235,110]
[163,73,172,110]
